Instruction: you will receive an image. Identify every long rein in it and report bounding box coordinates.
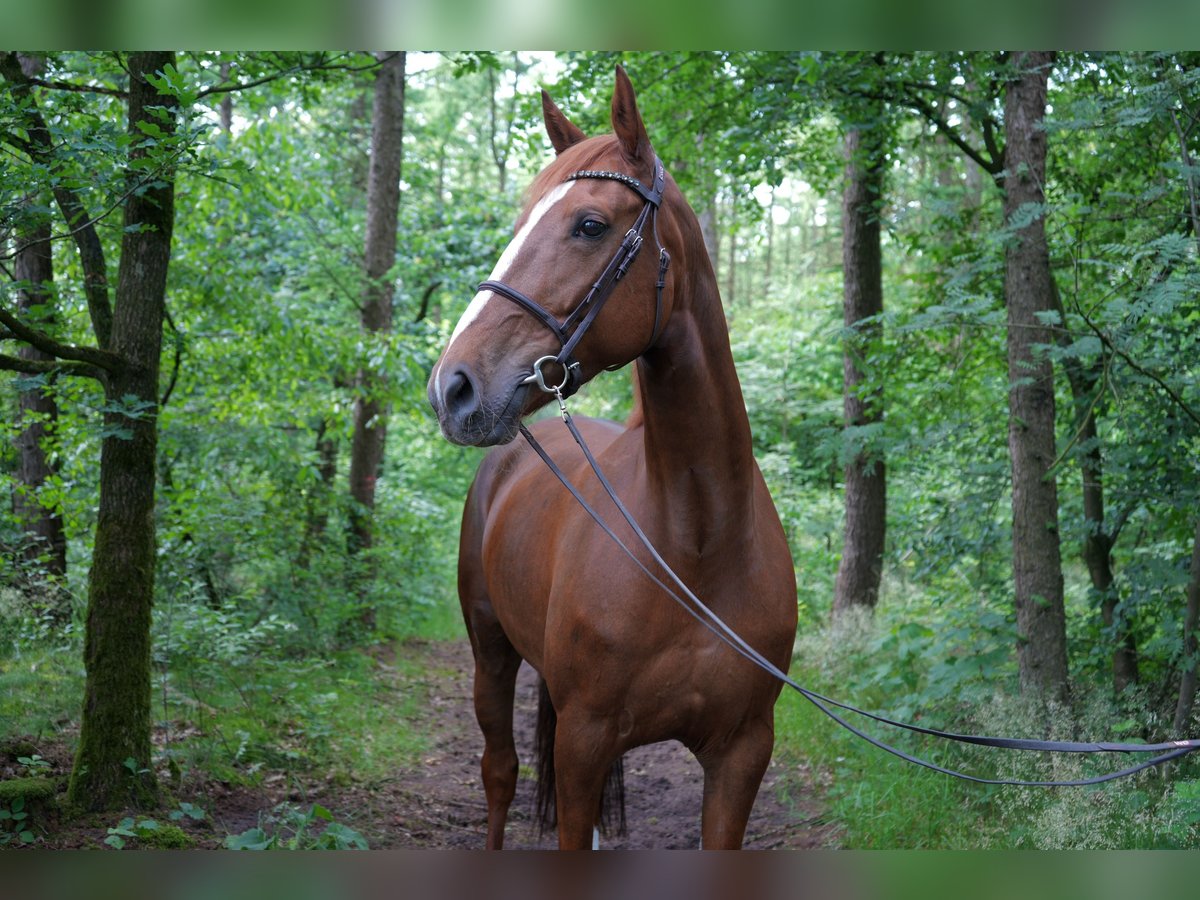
[519,393,1200,787]
[495,158,1200,785]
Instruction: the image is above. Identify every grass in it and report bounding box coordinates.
[0,643,85,741]
[159,640,433,787]
[774,682,996,848]
[0,588,457,814]
[773,609,1200,849]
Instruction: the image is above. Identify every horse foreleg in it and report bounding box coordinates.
[470,632,522,849]
[697,719,775,850]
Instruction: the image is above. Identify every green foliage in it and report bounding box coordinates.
[778,606,1200,848]
[16,754,51,774]
[224,802,368,850]
[0,794,35,845]
[105,815,194,849]
[0,777,56,846]
[3,50,1200,847]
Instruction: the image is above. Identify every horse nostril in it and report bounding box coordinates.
[443,365,478,421]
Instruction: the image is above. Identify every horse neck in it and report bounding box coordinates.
[632,247,758,544]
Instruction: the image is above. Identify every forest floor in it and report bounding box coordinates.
[6,638,835,850]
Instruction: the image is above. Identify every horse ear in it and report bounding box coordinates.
[542,89,586,155]
[611,64,653,169]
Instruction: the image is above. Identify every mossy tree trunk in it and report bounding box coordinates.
[67,51,176,811]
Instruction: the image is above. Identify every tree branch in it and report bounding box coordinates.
[1,51,114,348]
[24,76,127,97]
[0,351,103,379]
[901,87,1003,175]
[1074,305,1200,429]
[193,52,394,100]
[160,305,183,409]
[0,304,121,372]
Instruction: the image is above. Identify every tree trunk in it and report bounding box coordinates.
[297,418,338,570]
[347,51,405,578]
[833,124,887,618]
[1002,51,1069,702]
[1077,407,1138,690]
[67,51,176,811]
[13,202,68,590]
[1048,281,1137,691]
[11,52,68,599]
[764,186,775,300]
[1173,521,1200,734]
[218,61,232,134]
[727,202,737,306]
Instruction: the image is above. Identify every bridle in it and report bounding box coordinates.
[478,155,671,399]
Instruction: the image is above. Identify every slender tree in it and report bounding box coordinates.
[12,198,68,591]
[69,51,178,809]
[832,116,887,617]
[8,53,66,592]
[878,53,1070,697]
[347,51,405,579]
[1050,284,1138,692]
[1002,51,1070,701]
[1175,522,1200,734]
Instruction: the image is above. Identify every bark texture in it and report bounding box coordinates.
[832,125,887,618]
[1003,51,1070,701]
[67,52,176,811]
[1050,284,1138,692]
[12,205,68,587]
[298,418,338,570]
[1174,521,1200,735]
[347,51,405,566]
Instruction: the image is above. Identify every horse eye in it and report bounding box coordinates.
[577,219,608,239]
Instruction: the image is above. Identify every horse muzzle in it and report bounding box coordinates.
[429,362,530,447]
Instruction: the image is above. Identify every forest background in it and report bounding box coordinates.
[1,50,1199,849]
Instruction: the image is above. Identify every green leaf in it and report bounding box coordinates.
[224,827,274,850]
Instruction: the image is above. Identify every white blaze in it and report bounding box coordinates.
[434,181,576,397]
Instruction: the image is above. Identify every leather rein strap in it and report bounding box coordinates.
[479,156,670,399]
[504,154,1200,785]
[520,415,1200,786]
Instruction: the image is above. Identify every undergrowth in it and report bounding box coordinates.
[0,573,454,848]
[776,604,1200,848]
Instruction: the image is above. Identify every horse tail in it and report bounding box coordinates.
[533,677,627,839]
[533,677,558,835]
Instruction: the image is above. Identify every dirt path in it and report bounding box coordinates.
[362,639,834,850]
[10,638,833,849]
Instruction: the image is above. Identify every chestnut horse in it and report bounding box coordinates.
[428,67,797,849]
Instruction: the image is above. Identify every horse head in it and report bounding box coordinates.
[428,66,681,446]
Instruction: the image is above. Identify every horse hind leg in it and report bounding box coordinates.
[533,683,626,847]
[467,623,522,849]
[697,718,775,850]
[546,711,628,849]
